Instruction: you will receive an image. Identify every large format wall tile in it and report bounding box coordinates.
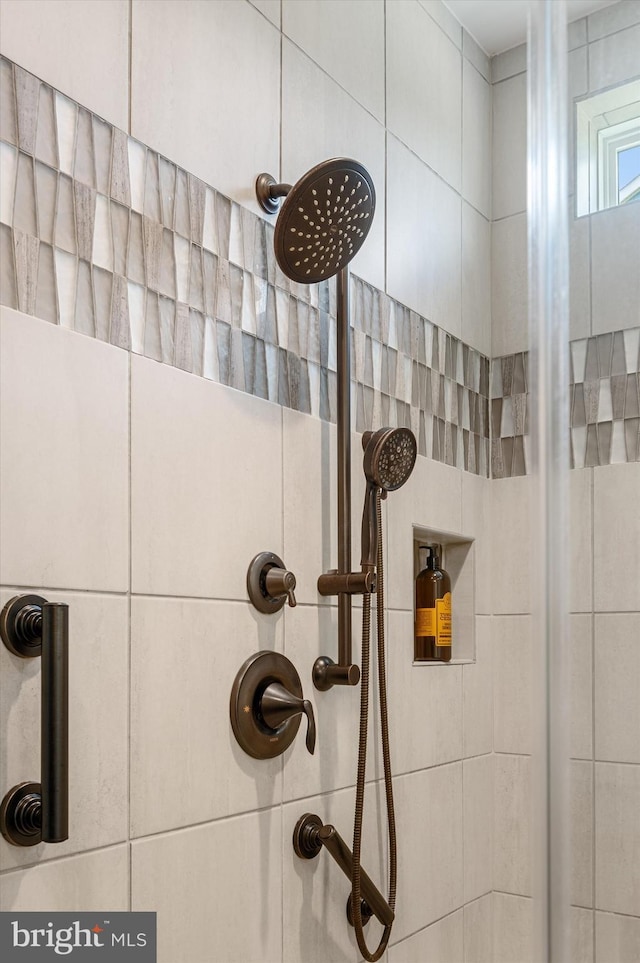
[462,203,491,358]
[131,0,280,214]
[0,0,129,129]
[571,759,594,909]
[462,60,491,219]
[571,614,593,761]
[588,23,640,92]
[0,845,129,911]
[464,893,493,963]
[463,617,493,758]
[463,754,493,903]
[130,354,283,599]
[387,0,462,192]
[281,39,386,289]
[387,611,464,774]
[0,306,129,590]
[0,590,128,870]
[393,764,464,940]
[387,135,462,338]
[591,204,640,336]
[594,613,640,763]
[595,911,640,963]
[493,754,532,897]
[595,762,640,917]
[593,463,640,611]
[388,908,463,963]
[492,72,527,220]
[493,893,533,963]
[130,596,283,837]
[282,0,385,122]
[490,475,531,615]
[132,809,282,963]
[491,213,528,358]
[492,615,532,754]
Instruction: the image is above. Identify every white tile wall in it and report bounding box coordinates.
[593,463,640,612]
[492,615,532,755]
[387,0,462,192]
[0,0,129,129]
[462,61,492,219]
[463,754,493,903]
[393,764,464,940]
[493,892,533,963]
[570,467,593,613]
[490,474,531,615]
[594,614,640,763]
[493,754,532,897]
[130,596,284,837]
[591,204,640,335]
[492,72,527,220]
[0,307,129,591]
[595,910,640,963]
[249,0,281,29]
[282,0,385,122]
[491,213,528,357]
[571,759,594,909]
[571,614,593,761]
[132,809,283,963]
[461,203,491,356]
[463,893,493,963]
[387,134,462,336]
[0,845,130,911]
[387,611,464,773]
[595,762,640,916]
[588,23,640,92]
[388,908,463,962]
[572,906,594,963]
[131,0,280,214]
[130,354,283,599]
[463,617,493,758]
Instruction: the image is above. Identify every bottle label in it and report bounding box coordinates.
[415,607,436,637]
[436,593,452,645]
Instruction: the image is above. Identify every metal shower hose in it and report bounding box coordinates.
[351,491,397,962]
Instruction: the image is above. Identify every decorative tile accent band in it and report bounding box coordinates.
[492,330,640,477]
[0,57,490,477]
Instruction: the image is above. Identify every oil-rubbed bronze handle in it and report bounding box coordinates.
[0,595,69,847]
[261,683,316,755]
[264,568,297,608]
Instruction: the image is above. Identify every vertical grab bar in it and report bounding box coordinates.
[0,595,69,847]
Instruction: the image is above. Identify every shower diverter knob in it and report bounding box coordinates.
[247,552,297,613]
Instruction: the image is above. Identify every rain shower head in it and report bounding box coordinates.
[361,427,417,572]
[255,158,375,284]
[363,427,417,492]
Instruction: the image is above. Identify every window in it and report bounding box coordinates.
[575,79,640,217]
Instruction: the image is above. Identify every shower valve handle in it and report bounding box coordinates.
[261,683,316,754]
[264,568,297,608]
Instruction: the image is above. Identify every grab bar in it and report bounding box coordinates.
[0,595,69,847]
[293,813,394,928]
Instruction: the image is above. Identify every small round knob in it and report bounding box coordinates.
[247,552,297,614]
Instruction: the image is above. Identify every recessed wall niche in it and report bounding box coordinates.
[412,526,475,664]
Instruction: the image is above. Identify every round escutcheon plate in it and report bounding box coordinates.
[230,651,303,759]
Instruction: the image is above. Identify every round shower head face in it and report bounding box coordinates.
[364,427,417,492]
[274,158,375,284]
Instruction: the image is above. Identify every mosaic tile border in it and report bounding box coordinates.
[0,56,490,476]
[492,329,640,476]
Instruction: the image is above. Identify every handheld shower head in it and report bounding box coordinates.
[361,428,417,572]
[256,158,375,284]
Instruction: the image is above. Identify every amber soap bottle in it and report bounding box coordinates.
[414,545,452,662]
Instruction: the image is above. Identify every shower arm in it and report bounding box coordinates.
[314,267,373,692]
